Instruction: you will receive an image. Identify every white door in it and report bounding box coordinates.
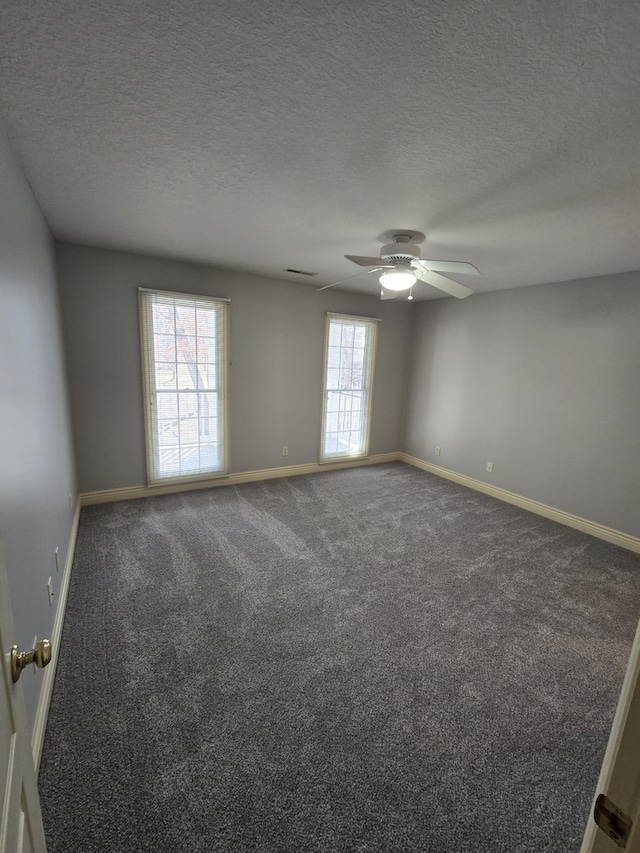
[581,616,640,852]
[0,550,47,853]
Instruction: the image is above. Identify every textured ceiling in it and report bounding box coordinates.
[1,0,640,300]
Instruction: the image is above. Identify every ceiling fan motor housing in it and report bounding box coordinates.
[380,235,421,264]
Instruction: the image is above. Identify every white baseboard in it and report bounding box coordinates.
[81,452,640,553]
[32,496,82,773]
[80,453,402,506]
[400,453,640,554]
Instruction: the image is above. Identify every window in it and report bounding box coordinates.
[320,313,378,462]
[139,289,229,484]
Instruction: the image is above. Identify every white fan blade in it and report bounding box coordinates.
[345,254,395,268]
[316,267,384,292]
[380,288,397,300]
[415,268,474,299]
[414,259,479,275]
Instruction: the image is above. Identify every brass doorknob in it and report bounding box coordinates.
[10,639,52,683]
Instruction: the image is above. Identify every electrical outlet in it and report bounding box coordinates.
[55,546,59,572]
[486,462,494,473]
[47,577,54,606]
[435,446,441,456]
[282,446,289,457]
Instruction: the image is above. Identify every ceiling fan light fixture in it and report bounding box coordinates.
[378,269,416,291]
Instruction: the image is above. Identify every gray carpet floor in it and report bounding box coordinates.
[39,462,640,851]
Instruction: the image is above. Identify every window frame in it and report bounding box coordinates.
[139,288,230,486]
[319,312,378,464]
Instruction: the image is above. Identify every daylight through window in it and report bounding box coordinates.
[320,313,378,462]
[139,289,229,483]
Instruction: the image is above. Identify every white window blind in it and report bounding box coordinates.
[320,313,378,462]
[139,289,229,484]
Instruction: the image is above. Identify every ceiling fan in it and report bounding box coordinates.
[317,230,479,300]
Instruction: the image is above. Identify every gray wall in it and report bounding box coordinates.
[57,242,413,493]
[404,273,640,538]
[0,128,76,728]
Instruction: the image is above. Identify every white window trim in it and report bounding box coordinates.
[319,312,379,464]
[139,288,230,486]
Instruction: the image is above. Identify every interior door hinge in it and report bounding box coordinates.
[594,793,633,848]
